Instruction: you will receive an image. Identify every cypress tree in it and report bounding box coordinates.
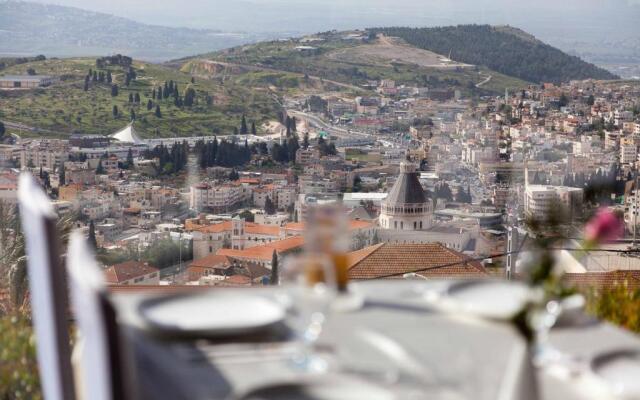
[106,71,112,83]
[152,88,156,99]
[147,99,153,110]
[240,114,248,135]
[112,105,119,117]
[134,93,140,103]
[58,163,65,186]
[155,105,162,118]
[270,250,278,285]
[88,221,98,249]
[251,121,256,135]
[129,93,134,103]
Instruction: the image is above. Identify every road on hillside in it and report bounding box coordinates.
[287,110,375,141]
[195,59,367,93]
[476,74,492,88]
[1,119,64,137]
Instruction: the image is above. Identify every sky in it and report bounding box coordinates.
[20,0,640,53]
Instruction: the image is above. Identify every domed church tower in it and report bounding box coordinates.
[379,162,433,231]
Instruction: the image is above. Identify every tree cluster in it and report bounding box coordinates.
[96,54,132,68]
[195,137,252,169]
[143,141,189,175]
[371,26,619,84]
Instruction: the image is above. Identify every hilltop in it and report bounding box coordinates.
[0,1,269,61]
[0,57,280,137]
[184,30,530,97]
[371,25,619,84]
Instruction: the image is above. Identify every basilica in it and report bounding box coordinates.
[379,162,433,231]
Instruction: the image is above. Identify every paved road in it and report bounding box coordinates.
[1,119,64,136]
[476,74,492,88]
[287,110,373,139]
[196,59,367,93]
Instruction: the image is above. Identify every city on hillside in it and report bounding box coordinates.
[1,1,640,399]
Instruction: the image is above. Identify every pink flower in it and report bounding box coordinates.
[584,208,624,244]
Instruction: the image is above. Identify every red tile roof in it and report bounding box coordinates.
[564,270,640,291]
[188,254,232,269]
[347,243,487,280]
[104,261,159,284]
[217,236,304,261]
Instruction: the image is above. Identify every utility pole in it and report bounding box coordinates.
[506,226,518,280]
[634,175,639,246]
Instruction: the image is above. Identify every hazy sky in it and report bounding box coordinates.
[24,0,640,42]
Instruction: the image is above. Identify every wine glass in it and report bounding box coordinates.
[280,254,337,373]
[528,293,585,368]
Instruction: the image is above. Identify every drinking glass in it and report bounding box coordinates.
[529,293,584,368]
[280,254,336,373]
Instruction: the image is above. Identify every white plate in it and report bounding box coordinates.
[591,349,640,398]
[140,293,286,337]
[240,375,396,400]
[437,280,532,320]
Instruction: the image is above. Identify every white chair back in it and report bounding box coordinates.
[18,173,76,400]
[67,231,112,400]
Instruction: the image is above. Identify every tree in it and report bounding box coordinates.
[229,169,240,181]
[126,148,134,168]
[240,115,248,135]
[184,87,196,107]
[270,250,278,285]
[155,105,162,118]
[302,132,310,149]
[455,186,471,203]
[352,175,362,192]
[0,122,5,140]
[106,71,112,83]
[251,121,256,135]
[130,109,136,121]
[265,196,276,215]
[134,92,140,103]
[128,93,134,103]
[191,76,195,84]
[112,105,119,118]
[111,84,119,97]
[58,162,65,186]
[147,99,153,110]
[96,159,105,174]
[587,94,595,106]
[83,80,89,91]
[238,210,254,222]
[88,221,98,249]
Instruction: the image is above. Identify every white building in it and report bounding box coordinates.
[524,185,583,221]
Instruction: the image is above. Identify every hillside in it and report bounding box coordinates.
[0,1,269,61]
[187,31,530,97]
[0,57,280,137]
[371,25,619,84]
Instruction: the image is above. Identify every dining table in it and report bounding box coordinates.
[111,279,640,400]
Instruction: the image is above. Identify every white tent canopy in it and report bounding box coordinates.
[111,123,145,144]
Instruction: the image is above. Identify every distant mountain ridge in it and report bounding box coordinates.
[0,0,269,61]
[371,25,619,83]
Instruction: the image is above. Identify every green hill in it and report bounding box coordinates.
[370,25,619,84]
[0,57,280,138]
[188,30,530,97]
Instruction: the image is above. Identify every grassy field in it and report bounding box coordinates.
[0,57,281,138]
[192,31,531,97]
